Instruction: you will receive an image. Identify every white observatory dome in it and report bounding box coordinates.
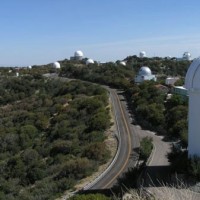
[138,66,152,76]
[119,61,126,66]
[86,58,94,65]
[52,62,60,69]
[28,66,32,69]
[139,51,146,58]
[74,50,84,58]
[183,52,191,60]
[185,57,200,90]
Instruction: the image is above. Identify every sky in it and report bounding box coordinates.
[1,0,200,66]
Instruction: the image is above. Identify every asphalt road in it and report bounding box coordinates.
[89,88,140,190]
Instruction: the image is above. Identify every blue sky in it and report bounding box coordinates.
[1,0,200,66]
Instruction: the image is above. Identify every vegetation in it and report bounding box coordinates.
[69,193,111,200]
[0,76,111,199]
[59,57,189,143]
[169,150,200,181]
[0,55,193,199]
[59,62,134,89]
[140,137,153,161]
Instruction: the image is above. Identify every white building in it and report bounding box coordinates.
[185,57,200,157]
[119,61,126,66]
[134,66,156,83]
[70,50,84,61]
[86,58,94,65]
[52,62,60,69]
[173,86,188,98]
[139,51,146,58]
[183,52,191,61]
[165,77,179,85]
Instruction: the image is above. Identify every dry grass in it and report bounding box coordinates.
[120,179,200,200]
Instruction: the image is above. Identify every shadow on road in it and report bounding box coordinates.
[79,167,143,198]
[77,188,113,197]
[140,165,172,187]
[80,165,172,198]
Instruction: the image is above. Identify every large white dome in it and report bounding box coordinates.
[139,51,146,58]
[138,66,152,76]
[74,50,83,57]
[185,57,200,90]
[86,58,94,65]
[52,62,60,69]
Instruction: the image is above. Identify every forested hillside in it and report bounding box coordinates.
[0,76,111,200]
[59,62,134,89]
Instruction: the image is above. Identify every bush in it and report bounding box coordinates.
[140,137,153,160]
[69,194,111,200]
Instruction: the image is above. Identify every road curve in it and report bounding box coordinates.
[88,88,135,190]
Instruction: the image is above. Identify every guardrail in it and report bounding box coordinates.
[83,90,122,190]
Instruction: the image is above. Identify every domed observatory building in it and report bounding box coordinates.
[119,61,126,66]
[183,52,191,61]
[139,51,146,58]
[185,57,200,157]
[70,50,84,61]
[52,62,61,69]
[86,58,94,65]
[134,66,156,83]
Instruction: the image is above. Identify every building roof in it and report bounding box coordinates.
[138,66,152,76]
[139,51,146,58]
[185,57,200,90]
[52,62,60,69]
[119,61,126,66]
[86,58,94,65]
[74,50,83,57]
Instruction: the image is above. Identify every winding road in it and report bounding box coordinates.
[86,87,140,190]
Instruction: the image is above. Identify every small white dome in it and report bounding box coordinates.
[28,66,32,69]
[139,51,146,58]
[119,61,126,66]
[52,62,60,69]
[138,66,152,76]
[86,58,94,65]
[183,52,191,60]
[166,56,172,59]
[185,57,200,90]
[74,50,84,57]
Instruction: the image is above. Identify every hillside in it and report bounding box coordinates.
[0,76,111,200]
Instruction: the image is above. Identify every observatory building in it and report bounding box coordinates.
[119,61,126,66]
[134,66,156,83]
[183,52,191,61]
[86,58,94,65]
[139,51,146,58]
[52,62,61,69]
[70,50,84,61]
[185,57,200,157]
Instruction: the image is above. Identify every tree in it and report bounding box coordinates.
[19,125,38,149]
[88,111,110,131]
[83,142,110,163]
